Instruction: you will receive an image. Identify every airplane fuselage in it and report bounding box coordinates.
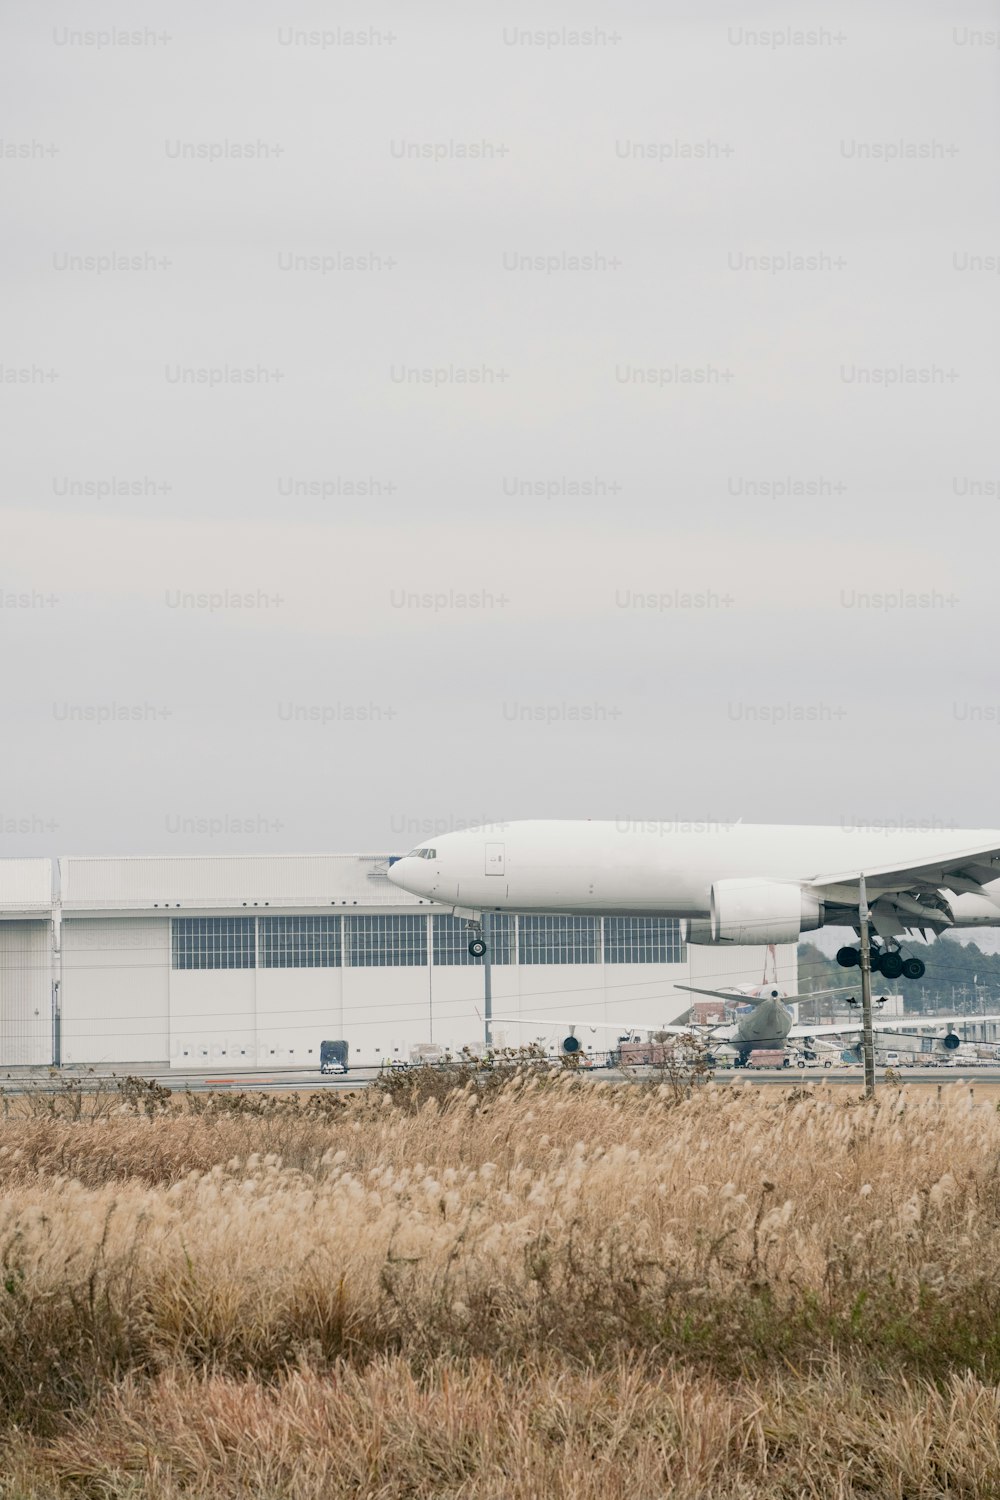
[727,995,794,1051]
[387,820,1000,931]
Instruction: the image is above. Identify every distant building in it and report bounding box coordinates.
[0,854,798,1069]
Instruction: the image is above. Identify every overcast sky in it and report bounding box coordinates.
[3,0,999,861]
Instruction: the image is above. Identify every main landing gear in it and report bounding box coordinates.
[467,919,487,958]
[835,943,925,980]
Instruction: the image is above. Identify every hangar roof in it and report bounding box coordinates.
[0,859,52,917]
[58,854,430,915]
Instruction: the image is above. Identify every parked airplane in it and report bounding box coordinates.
[388,820,1000,978]
[496,981,997,1068]
[653,981,995,1065]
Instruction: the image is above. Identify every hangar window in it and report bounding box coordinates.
[432,913,514,965]
[259,915,341,968]
[171,917,255,969]
[603,917,685,964]
[345,914,427,967]
[518,915,599,965]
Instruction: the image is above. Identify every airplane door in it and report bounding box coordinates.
[485,841,505,876]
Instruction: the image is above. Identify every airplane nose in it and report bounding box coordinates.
[387,854,434,897]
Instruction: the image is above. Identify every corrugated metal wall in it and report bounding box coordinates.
[689,943,798,991]
[0,922,51,1065]
[60,855,420,909]
[0,860,52,911]
[61,918,169,1065]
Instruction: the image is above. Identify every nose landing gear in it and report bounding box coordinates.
[466,919,487,958]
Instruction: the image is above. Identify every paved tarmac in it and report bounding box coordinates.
[707,1066,993,1087]
[0,1067,379,1095]
[1,1063,996,1095]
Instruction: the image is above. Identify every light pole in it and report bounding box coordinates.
[482,910,493,1053]
[859,872,876,1097]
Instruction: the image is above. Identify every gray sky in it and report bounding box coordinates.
[3,0,999,860]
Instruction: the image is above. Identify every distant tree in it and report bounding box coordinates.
[797,936,1000,1015]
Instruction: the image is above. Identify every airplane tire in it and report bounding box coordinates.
[836,946,859,968]
[468,939,487,958]
[902,957,925,980]
[823,1059,832,1068]
[880,952,904,980]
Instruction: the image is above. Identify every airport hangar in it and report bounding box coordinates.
[0,853,798,1070]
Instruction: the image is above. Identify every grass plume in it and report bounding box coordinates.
[0,1070,998,1494]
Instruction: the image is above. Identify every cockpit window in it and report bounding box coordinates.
[405,848,437,860]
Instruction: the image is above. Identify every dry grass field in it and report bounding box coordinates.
[0,1068,999,1496]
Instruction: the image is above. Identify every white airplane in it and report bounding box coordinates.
[388,819,1000,980]
[504,979,820,1067]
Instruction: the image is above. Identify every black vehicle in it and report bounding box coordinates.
[320,1039,349,1075]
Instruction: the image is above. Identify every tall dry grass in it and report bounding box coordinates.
[0,1069,999,1495]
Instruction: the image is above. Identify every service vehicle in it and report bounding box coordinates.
[320,1039,349,1075]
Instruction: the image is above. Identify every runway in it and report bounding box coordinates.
[1,1063,997,1096]
[0,1066,379,1096]
[705,1066,996,1088]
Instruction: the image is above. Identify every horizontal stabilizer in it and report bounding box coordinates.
[674,983,857,1004]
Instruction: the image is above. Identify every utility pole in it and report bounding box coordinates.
[859,873,876,1097]
[51,900,62,1068]
[482,910,493,1053]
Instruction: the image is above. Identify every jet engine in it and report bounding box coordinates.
[682,918,716,944]
[942,1031,960,1051]
[561,1034,582,1056]
[708,879,823,945]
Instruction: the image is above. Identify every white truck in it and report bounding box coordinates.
[409,1042,446,1067]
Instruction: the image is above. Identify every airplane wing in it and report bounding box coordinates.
[788,1013,1000,1039]
[807,840,1000,911]
[492,1014,726,1038]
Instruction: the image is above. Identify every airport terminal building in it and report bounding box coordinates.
[0,853,797,1070]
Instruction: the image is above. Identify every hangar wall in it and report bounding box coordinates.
[57,914,795,1069]
[61,918,169,1066]
[0,922,52,1066]
[0,855,800,1070]
[0,860,54,1067]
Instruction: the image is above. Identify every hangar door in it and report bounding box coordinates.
[0,921,51,1065]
